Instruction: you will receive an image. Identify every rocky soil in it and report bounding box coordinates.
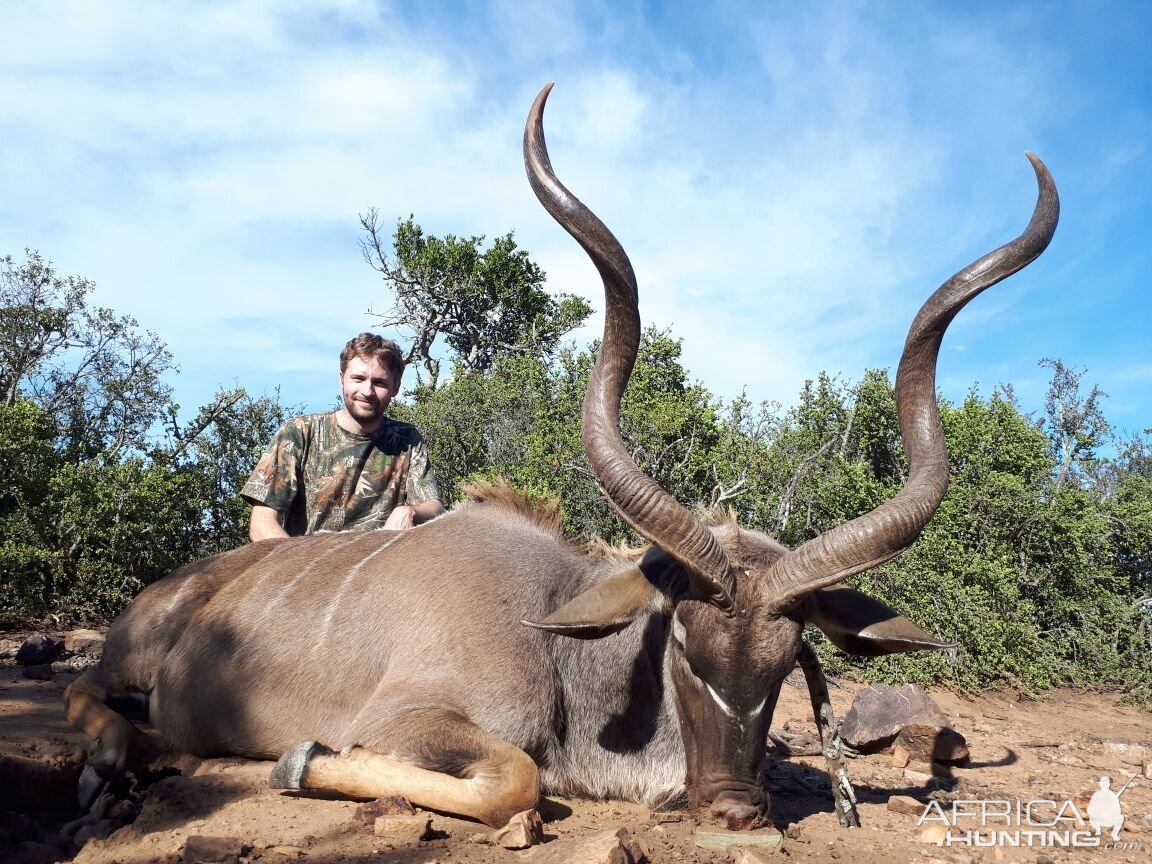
[1,630,1149,864]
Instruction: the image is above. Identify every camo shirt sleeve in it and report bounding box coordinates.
[240,418,309,515]
[405,436,440,505]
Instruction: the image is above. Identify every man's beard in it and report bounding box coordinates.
[343,394,385,424]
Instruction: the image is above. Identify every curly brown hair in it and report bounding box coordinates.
[339,333,404,381]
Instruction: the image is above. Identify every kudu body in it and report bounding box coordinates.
[65,85,1059,830]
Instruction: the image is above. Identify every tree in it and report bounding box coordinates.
[0,250,296,621]
[0,399,60,620]
[392,328,724,542]
[166,387,301,555]
[360,213,591,388]
[1039,357,1110,491]
[1,250,174,462]
[2,251,89,407]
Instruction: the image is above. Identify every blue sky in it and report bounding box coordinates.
[2,1,1149,442]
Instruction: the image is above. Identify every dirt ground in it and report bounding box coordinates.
[1,632,1149,864]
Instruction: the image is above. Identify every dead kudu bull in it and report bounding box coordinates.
[65,85,1058,830]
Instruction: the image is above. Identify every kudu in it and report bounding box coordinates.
[65,84,1059,830]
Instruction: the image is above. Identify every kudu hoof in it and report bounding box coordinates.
[77,764,110,810]
[269,741,331,789]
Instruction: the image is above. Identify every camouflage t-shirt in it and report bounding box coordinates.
[240,413,439,535]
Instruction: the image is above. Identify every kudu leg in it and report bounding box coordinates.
[64,670,150,809]
[796,642,860,828]
[269,709,541,828]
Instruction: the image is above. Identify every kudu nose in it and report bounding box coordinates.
[709,790,764,831]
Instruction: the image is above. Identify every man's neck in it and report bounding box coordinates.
[334,408,382,436]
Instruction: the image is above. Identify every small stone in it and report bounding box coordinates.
[21,664,55,681]
[522,827,646,863]
[733,845,782,862]
[183,835,247,864]
[489,809,543,849]
[1101,738,1143,756]
[64,629,106,655]
[650,810,683,823]
[917,825,949,846]
[372,815,431,844]
[1143,758,1151,779]
[266,846,305,858]
[695,827,784,852]
[15,634,64,665]
[887,794,927,817]
[354,796,416,823]
[891,744,912,767]
[904,763,942,785]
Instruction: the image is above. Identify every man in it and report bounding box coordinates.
[242,333,444,541]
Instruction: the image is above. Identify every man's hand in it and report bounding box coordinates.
[249,504,289,542]
[383,505,417,530]
[383,499,445,530]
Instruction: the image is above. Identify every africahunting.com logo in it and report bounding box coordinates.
[917,773,1142,851]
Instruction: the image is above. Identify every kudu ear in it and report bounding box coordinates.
[521,566,658,640]
[802,587,954,656]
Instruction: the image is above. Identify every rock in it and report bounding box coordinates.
[15,634,64,666]
[524,827,647,863]
[1143,758,1151,779]
[895,724,970,765]
[64,629,106,655]
[372,815,431,844]
[904,762,950,785]
[650,810,683,823]
[183,835,248,864]
[489,809,543,849]
[840,684,949,752]
[1101,738,1145,757]
[353,796,416,823]
[695,827,784,852]
[733,845,782,862]
[887,794,927,817]
[891,743,912,767]
[917,825,949,845]
[21,664,54,681]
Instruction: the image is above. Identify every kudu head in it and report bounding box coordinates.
[522,83,1058,828]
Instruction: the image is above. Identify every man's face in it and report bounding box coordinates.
[340,355,398,426]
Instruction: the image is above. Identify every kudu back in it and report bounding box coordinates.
[65,84,1058,830]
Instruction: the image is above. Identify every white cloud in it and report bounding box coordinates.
[1,1,1149,438]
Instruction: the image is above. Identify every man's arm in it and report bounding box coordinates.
[249,504,289,541]
[382,498,445,530]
